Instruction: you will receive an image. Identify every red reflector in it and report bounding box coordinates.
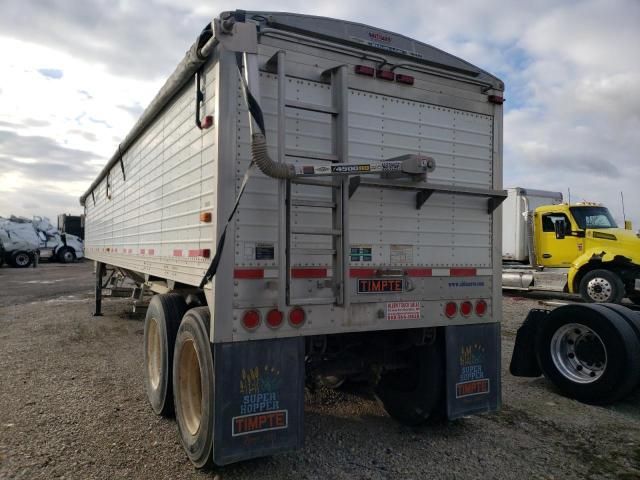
[376,69,395,81]
[266,309,283,328]
[355,65,375,76]
[234,268,264,279]
[475,300,488,316]
[445,302,457,318]
[450,268,477,277]
[405,268,432,277]
[242,310,260,330]
[289,308,305,327]
[291,268,327,279]
[488,95,504,104]
[395,74,414,85]
[460,301,473,317]
[350,268,376,278]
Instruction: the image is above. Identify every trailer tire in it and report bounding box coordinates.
[536,304,640,404]
[10,251,32,268]
[173,307,215,469]
[143,293,187,417]
[57,247,76,263]
[579,269,624,304]
[374,341,443,426]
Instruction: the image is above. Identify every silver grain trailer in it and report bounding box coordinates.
[80,10,506,468]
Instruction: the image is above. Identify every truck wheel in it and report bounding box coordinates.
[579,269,624,303]
[58,247,76,263]
[10,251,32,268]
[173,307,215,469]
[143,293,187,417]
[536,304,640,404]
[374,341,443,426]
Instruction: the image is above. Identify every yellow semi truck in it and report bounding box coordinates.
[502,187,640,304]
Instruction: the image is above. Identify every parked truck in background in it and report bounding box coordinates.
[57,213,85,240]
[80,10,506,468]
[0,216,84,267]
[502,187,640,304]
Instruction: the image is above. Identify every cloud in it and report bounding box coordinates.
[37,68,63,79]
[0,130,98,164]
[117,103,144,118]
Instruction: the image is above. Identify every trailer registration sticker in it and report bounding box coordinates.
[357,278,404,294]
[386,301,421,321]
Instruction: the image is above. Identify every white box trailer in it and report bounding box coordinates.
[80,10,506,468]
[502,187,563,262]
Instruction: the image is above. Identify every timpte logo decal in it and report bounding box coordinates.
[357,278,404,294]
[232,366,289,437]
[455,344,490,398]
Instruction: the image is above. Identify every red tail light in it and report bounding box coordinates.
[376,69,395,81]
[289,308,306,327]
[242,310,260,330]
[488,95,504,104]
[355,65,375,77]
[266,309,283,329]
[444,302,457,318]
[395,74,414,85]
[475,300,488,316]
[460,301,473,317]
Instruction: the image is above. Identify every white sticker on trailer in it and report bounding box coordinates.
[386,301,421,321]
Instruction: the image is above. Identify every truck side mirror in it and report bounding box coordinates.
[554,220,566,240]
[625,220,633,230]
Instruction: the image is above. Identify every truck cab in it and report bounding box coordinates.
[533,202,640,303]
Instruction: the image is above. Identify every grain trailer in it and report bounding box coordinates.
[80,10,506,468]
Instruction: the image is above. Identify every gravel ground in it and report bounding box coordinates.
[2,262,640,479]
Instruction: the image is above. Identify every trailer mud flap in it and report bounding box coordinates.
[445,323,500,420]
[212,337,305,465]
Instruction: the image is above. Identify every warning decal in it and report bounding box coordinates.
[386,301,421,321]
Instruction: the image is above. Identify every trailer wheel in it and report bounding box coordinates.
[57,247,76,263]
[536,304,640,404]
[173,307,215,469]
[10,251,32,268]
[143,293,187,417]
[579,269,624,304]
[374,341,443,426]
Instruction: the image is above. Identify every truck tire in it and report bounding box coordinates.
[536,304,640,404]
[57,247,76,263]
[579,269,624,304]
[10,251,32,268]
[143,293,187,417]
[173,307,215,469]
[374,341,443,426]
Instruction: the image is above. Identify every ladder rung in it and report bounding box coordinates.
[286,149,339,162]
[289,297,336,306]
[291,226,342,236]
[286,101,337,115]
[291,248,336,255]
[290,198,336,208]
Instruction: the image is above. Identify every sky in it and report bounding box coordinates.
[0,0,638,227]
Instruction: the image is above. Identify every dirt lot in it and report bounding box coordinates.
[2,262,640,479]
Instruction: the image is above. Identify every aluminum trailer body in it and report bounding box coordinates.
[81,10,505,468]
